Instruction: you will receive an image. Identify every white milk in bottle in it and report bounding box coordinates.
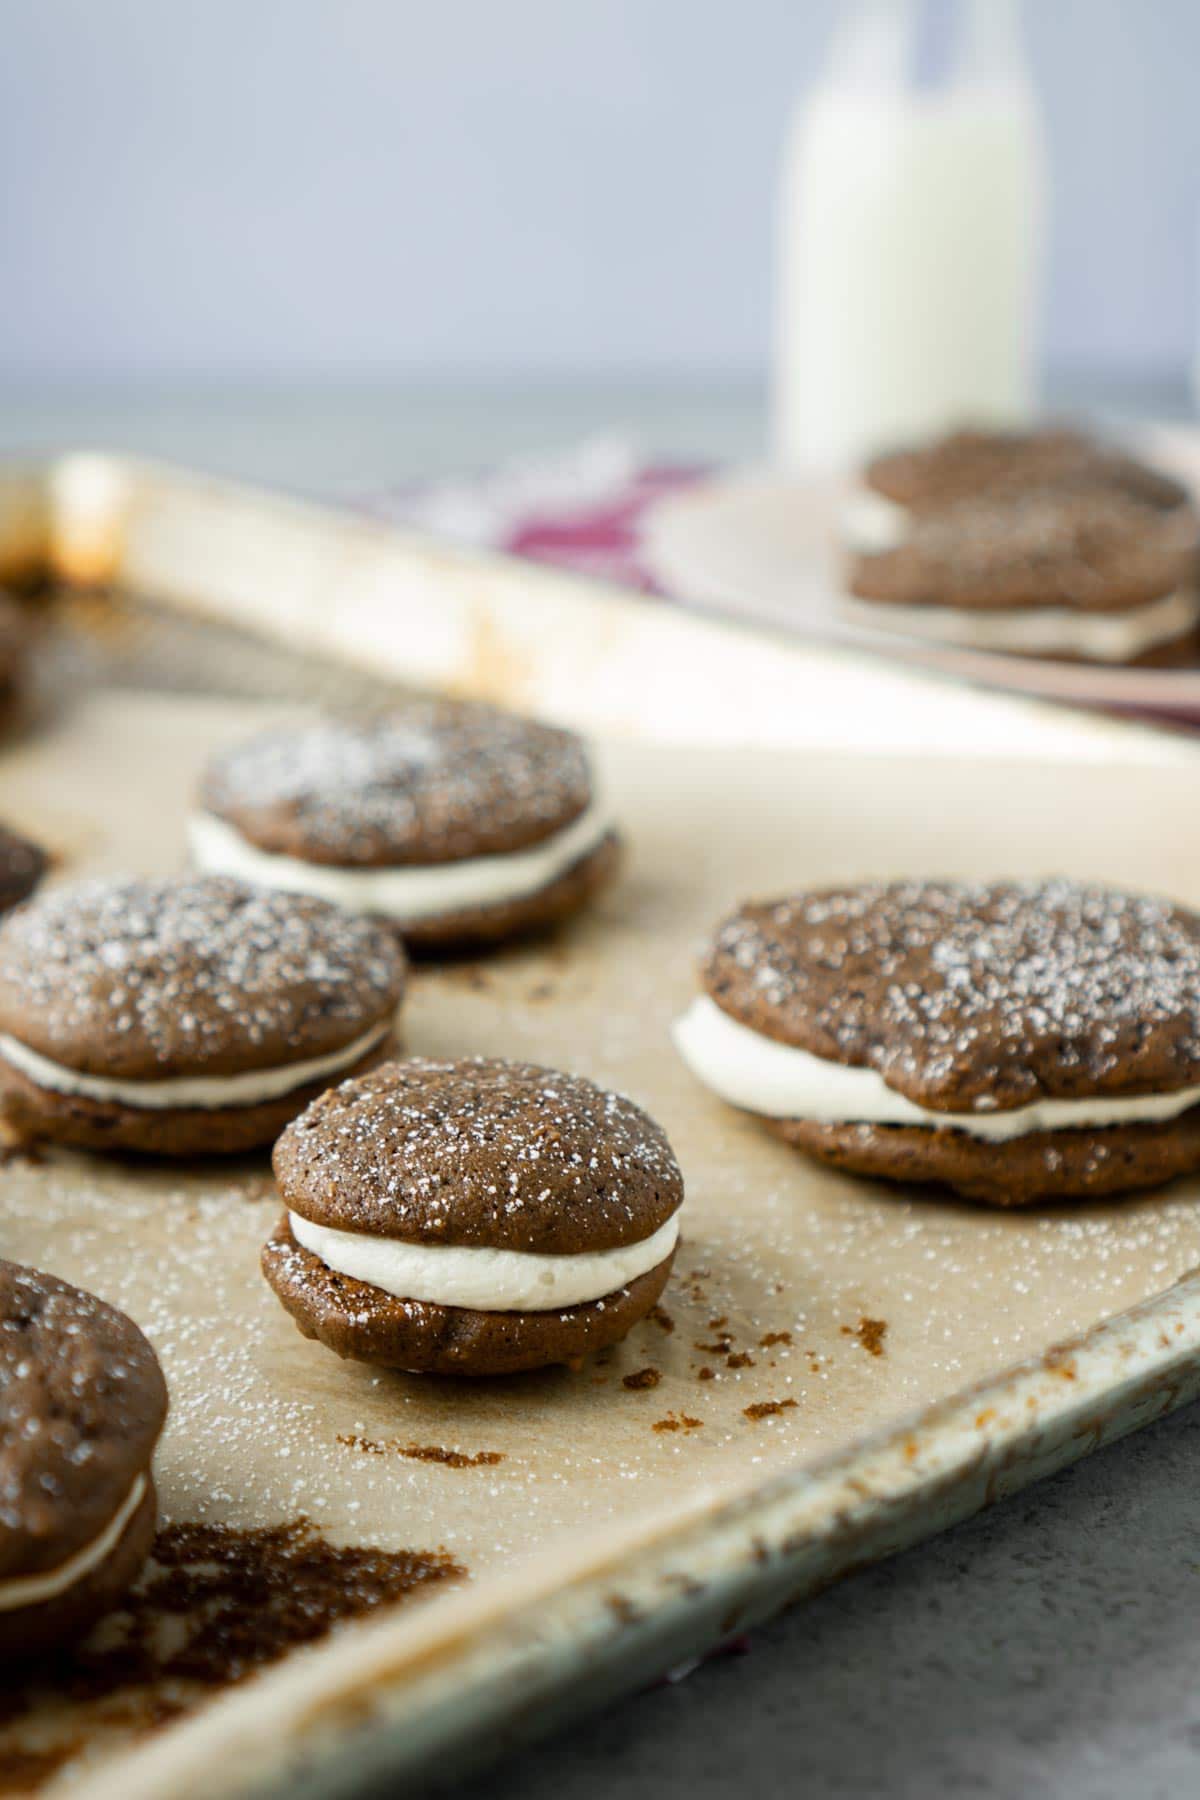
[774,0,1046,470]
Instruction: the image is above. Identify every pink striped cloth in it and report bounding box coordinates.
[364,437,1200,734]
[365,438,703,595]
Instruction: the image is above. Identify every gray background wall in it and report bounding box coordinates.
[1,0,1196,385]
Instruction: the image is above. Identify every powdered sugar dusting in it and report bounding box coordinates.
[0,876,405,1079]
[708,880,1200,1111]
[201,702,594,866]
[857,490,1198,612]
[868,425,1188,514]
[275,1057,684,1253]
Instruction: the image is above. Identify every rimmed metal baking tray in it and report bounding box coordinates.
[1,452,1200,1799]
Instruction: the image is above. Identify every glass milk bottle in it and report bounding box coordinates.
[773,0,1046,471]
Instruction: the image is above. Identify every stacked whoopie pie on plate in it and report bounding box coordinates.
[840,424,1200,666]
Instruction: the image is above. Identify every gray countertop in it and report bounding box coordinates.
[453,1401,1200,1800]
[5,379,1199,1800]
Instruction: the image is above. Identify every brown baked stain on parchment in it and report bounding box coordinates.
[0,1519,464,1792]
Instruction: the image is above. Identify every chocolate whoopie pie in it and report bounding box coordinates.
[0,875,405,1155]
[188,700,620,951]
[0,1260,167,1658]
[674,880,1200,1207]
[0,823,46,914]
[843,490,1200,665]
[263,1057,684,1375]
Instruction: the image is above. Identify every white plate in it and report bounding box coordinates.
[640,423,1200,720]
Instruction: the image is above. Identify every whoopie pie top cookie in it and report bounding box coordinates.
[0,823,46,914]
[869,425,1189,512]
[263,1057,684,1374]
[0,875,405,1155]
[0,1259,167,1656]
[844,490,1200,663]
[188,700,620,950]
[845,425,1190,555]
[674,879,1200,1205]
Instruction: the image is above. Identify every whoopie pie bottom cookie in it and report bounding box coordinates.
[0,875,406,1155]
[263,1057,685,1375]
[0,1260,167,1659]
[674,878,1200,1207]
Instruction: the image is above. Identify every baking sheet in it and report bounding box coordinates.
[4,689,1200,1795]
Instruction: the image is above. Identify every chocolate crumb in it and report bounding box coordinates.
[649,1305,676,1335]
[842,1317,889,1358]
[726,1351,755,1369]
[652,1412,703,1433]
[697,1366,716,1381]
[621,1367,662,1392]
[743,1399,798,1422]
[759,1330,792,1348]
[337,1434,505,1468]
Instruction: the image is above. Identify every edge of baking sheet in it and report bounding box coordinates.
[2,451,1200,1798]
[9,447,1195,763]
[83,1267,1200,1800]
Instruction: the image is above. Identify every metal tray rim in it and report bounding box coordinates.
[87,1263,1200,1800]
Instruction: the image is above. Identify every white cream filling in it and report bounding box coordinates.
[0,1474,147,1613]
[673,996,1200,1144]
[187,799,614,923]
[840,586,1200,662]
[0,1022,391,1112]
[841,488,911,553]
[289,1208,681,1312]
